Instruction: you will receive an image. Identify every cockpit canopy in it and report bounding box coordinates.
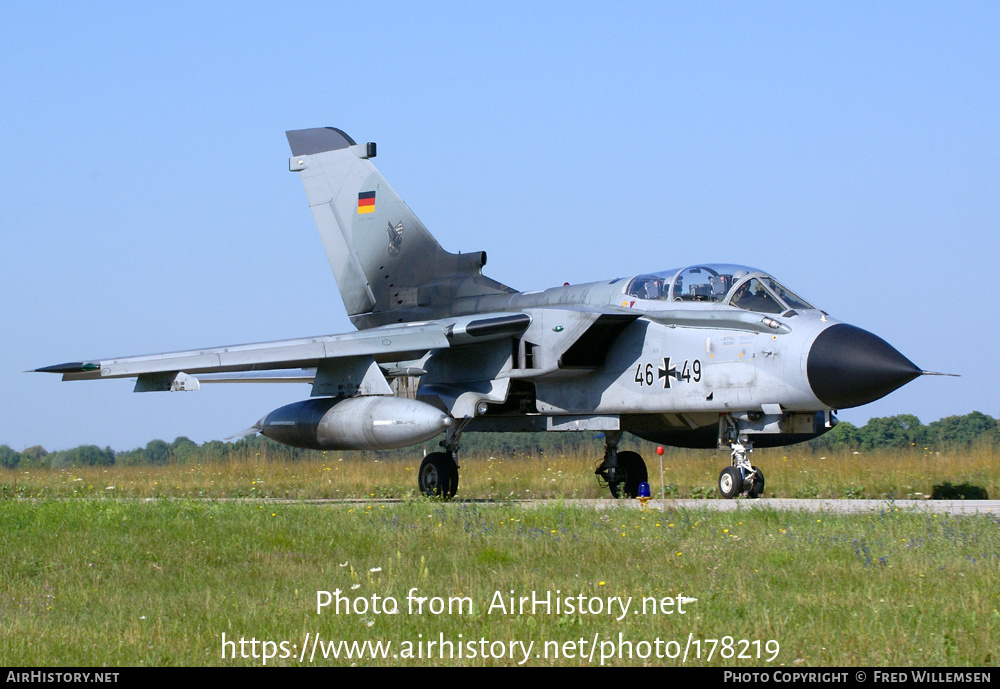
[625,264,814,314]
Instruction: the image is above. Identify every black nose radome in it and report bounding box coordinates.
[807,323,921,409]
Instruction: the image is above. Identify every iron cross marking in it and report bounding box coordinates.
[658,357,676,389]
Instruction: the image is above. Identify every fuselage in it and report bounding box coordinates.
[400,264,922,428]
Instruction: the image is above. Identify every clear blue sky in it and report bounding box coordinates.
[3,2,997,452]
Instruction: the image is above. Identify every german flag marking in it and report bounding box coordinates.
[357,191,376,214]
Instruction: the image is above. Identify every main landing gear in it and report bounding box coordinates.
[417,420,469,499]
[718,418,764,499]
[418,451,458,499]
[594,431,649,499]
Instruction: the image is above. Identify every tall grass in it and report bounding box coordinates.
[2,444,995,500]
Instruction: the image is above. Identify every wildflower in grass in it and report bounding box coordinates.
[369,567,381,573]
[351,584,360,590]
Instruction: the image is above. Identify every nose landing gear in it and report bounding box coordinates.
[719,417,765,499]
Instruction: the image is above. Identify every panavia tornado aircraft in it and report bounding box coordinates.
[37,126,939,499]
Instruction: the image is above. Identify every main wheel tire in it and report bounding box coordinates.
[608,451,648,499]
[718,466,742,499]
[418,452,458,498]
[746,466,765,498]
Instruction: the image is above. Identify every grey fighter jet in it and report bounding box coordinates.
[37,127,939,499]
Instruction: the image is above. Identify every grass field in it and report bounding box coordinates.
[1,448,997,667]
[2,444,995,501]
[1,498,997,667]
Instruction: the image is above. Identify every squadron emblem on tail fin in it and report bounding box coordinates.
[387,221,404,257]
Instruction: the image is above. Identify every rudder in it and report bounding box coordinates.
[287,127,512,328]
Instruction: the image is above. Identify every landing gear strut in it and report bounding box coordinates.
[417,419,469,498]
[595,431,648,498]
[719,417,764,499]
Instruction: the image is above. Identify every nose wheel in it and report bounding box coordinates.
[718,466,742,499]
[718,464,765,499]
[746,466,765,498]
[719,417,765,499]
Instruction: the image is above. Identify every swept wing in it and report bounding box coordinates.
[36,313,533,395]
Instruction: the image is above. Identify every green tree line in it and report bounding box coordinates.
[1,411,996,470]
[807,411,999,452]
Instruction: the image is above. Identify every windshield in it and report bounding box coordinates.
[730,278,783,314]
[729,275,814,313]
[759,277,813,310]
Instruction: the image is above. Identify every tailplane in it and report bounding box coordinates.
[287,127,514,329]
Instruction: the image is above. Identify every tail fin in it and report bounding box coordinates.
[286,127,514,329]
